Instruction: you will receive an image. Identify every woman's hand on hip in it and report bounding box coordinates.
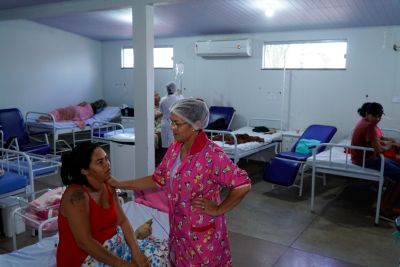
[192,197,220,216]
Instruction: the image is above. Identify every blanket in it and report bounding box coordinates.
[82,226,169,267]
[38,102,94,129]
[212,133,265,145]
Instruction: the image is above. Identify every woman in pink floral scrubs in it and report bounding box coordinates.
[110,98,251,266]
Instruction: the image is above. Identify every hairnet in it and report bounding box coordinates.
[170,98,209,130]
[166,81,176,94]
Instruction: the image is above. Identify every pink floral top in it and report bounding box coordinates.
[153,131,251,266]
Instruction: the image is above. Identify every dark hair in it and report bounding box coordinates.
[90,99,107,114]
[61,142,100,187]
[366,102,384,116]
[357,102,370,117]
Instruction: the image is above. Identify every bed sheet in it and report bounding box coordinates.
[0,201,169,267]
[27,107,121,130]
[305,140,381,176]
[103,127,135,139]
[212,126,282,153]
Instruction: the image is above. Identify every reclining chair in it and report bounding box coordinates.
[263,124,337,196]
[206,106,236,131]
[0,108,51,155]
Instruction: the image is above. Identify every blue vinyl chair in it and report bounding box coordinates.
[0,108,51,155]
[206,106,236,131]
[263,124,337,196]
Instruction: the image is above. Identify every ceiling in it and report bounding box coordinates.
[1,0,400,41]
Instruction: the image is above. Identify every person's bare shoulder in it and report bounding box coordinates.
[63,186,88,207]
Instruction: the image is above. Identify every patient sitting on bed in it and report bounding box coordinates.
[357,102,400,162]
[37,99,107,129]
[57,142,168,267]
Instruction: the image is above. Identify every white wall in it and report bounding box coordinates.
[102,41,174,107]
[103,26,400,141]
[0,20,103,116]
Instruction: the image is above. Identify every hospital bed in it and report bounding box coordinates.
[25,106,121,154]
[306,140,385,225]
[90,121,126,145]
[205,117,282,163]
[0,148,61,197]
[0,201,169,267]
[308,127,400,224]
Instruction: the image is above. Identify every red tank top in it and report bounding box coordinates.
[56,184,117,267]
[351,118,376,165]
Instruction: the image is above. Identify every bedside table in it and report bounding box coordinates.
[281,130,303,152]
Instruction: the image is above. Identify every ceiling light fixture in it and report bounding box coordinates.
[264,9,275,17]
[253,0,284,18]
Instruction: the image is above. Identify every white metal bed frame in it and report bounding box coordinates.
[308,142,385,225]
[205,117,282,163]
[90,121,125,145]
[25,109,121,154]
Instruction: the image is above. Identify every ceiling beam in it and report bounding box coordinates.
[0,0,186,21]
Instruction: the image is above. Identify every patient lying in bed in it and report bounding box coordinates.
[37,100,106,129]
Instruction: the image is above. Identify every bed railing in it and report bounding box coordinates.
[91,121,125,144]
[205,129,239,163]
[25,111,71,154]
[309,142,385,224]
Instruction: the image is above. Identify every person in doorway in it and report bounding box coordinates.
[108,98,251,266]
[159,82,181,151]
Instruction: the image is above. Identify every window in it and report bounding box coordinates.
[121,47,174,68]
[262,40,347,70]
[154,47,173,68]
[121,48,134,68]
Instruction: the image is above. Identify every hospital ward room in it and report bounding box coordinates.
[1,0,400,266]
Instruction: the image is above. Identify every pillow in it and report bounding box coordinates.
[96,107,105,114]
[134,187,169,213]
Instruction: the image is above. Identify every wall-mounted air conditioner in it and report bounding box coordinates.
[194,39,252,57]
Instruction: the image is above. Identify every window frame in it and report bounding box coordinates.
[262,39,348,70]
[120,46,174,69]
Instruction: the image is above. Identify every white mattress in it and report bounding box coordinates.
[212,126,282,153]
[0,201,169,267]
[104,128,135,143]
[305,140,381,175]
[27,106,121,130]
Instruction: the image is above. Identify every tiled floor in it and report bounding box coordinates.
[1,160,399,267]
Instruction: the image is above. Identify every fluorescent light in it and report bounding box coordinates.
[265,9,275,17]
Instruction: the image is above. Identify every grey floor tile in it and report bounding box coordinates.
[229,231,287,267]
[293,213,399,267]
[227,189,316,246]
[273,248,363,267]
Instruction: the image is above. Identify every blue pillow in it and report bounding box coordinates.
[96,107,105,114]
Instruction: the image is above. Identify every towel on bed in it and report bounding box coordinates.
[82,226,169,267]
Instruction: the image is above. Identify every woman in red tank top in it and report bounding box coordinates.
[57,142,149,267]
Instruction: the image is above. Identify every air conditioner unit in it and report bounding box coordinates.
[194,39,252,57]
